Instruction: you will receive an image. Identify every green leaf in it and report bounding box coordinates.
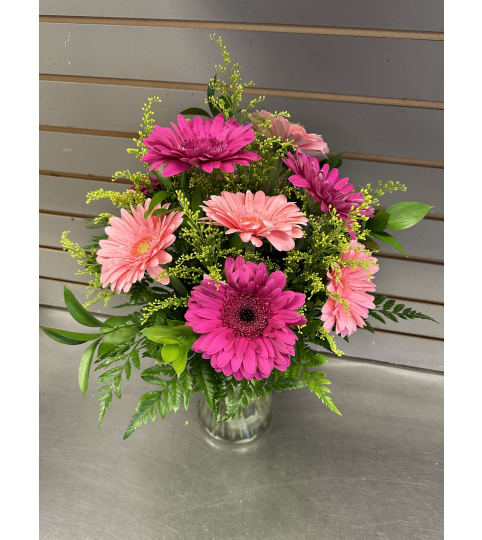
[142,327,179,345]
[385,201,433,230]
[373,295,386,306]
[40,326,101,345]
[131,349,140,369]
[64,287,104,327]
[142,325,194,345]
[171,347,188,376]
[161,343,182,363]
[369,311,386,324]
[365,210,390,233]
[180,107,212,118]
[178,370,194,410]
[151,206,181,217]
[196,362,216,411]
[123,391,163,439]
[370,231,407,256]
[78,339,100,396]
[327,153,343,169]
[98,326,138,357]
[143,190,169,218]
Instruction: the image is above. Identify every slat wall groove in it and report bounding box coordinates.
[39,15,443,41]
[39,125,443,169]
[39,75,443,110]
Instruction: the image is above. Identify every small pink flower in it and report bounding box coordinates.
[252,110,329,157]
[141,114,261,177]
[185,256,306,380]
[201,190,308,251]
[97,199,183,293]
[321,241,378,337]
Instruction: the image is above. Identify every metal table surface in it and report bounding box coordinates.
[40,307,443,540]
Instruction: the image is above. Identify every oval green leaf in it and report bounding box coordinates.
[40,326,101,345]
[179,107,212,118]
[370,231,407,256]
[79,339,100,396]
[161,343,182,364]
[141,327,180,345]
[385,201,433,230]
[143,190,169,218]
[365,210,390,233]
[64,286,104,327]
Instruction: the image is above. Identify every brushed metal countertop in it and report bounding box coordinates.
[40,307,443,539]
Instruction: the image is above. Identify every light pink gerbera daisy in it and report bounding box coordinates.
[252,109,329,157]
[185,256,306,380]
[321,241,378,337]
[141,114,261,177]
[97,199,183,293]
[201,190,308,251]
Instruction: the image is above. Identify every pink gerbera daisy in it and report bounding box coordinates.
[97,199,183,293]
[252,110,329,157]
[141,114,261,177]
[282,151,373,236]
[201,190,308,251]
[185,256,306,380]
[320,241,378,337]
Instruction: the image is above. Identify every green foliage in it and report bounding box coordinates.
[368,295,438,324]
[78,339,100,395]
[370,230,407,255]
[385,201,433,230]
[180,107,212,118]
[63,286,104,327]
[142,324,196,375]
[40,327,101,345]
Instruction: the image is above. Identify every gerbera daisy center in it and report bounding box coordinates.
[221,292,270,338]
[239,216,263,231]
[239,307,255,322]
[132,237,152,257]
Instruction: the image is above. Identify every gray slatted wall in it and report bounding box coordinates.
[39,1,443,371]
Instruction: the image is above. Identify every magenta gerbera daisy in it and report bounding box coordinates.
[185,256,306,380]
[141,114,261,177]
[282,151,373,235]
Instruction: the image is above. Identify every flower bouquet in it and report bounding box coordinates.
[41,36,435,442]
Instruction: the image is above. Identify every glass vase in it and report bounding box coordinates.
[197,394,272,443]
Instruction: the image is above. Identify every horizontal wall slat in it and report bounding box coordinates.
[39,25,443,101]
[39,81,443,161]
[40,133,139,177]
[39,15,443,41]
[40,74,443,109]
[39,277,443,371]
[39,1,444,32]
[38,180,443,261]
